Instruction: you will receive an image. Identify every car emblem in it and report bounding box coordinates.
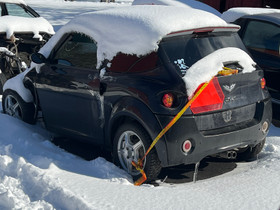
[222,110,232,123]
[223,84,236,92]
[224,96,237,104]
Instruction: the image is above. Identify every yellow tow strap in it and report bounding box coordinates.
[132,77,213,186]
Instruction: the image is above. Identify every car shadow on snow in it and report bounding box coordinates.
[51,136,238,184]
[157,157,237,184]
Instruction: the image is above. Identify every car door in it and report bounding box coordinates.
[35,32,104,142]
[239,19,280,101]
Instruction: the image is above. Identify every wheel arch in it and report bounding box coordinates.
[106,97,169,166]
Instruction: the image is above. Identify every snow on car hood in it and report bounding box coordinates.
[0,0,26,4]
[132,0,221,16]
[221,7,280,22]
[183,47,256,97]
[0,16,55,40]
[39,5,228,68]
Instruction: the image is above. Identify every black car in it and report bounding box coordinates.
[228,11,280,120]
[2,6,272,182]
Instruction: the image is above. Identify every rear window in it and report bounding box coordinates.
[159,32,248,76]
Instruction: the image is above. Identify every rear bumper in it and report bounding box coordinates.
[155,99,272,167]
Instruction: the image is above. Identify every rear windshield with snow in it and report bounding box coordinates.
[159,32,248,76]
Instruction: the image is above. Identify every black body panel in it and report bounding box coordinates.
[24,30,272,168]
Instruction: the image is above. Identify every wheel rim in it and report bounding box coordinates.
[117,130,146,176]
[4,95,22,119]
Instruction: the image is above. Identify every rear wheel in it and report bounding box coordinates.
[237,138,266,161]
[2,89,36,124]
[0,72,7,95]
[113,123,161,181]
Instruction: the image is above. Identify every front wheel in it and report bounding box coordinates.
[2,89,36,124]
[113,123,161,181]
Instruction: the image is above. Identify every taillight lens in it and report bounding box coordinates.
[261,78,266,89]
[162,93,174,108]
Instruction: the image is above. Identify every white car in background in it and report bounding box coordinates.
[0,0,54,94]
[132,0,221,16]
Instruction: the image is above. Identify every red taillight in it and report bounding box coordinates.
[162,93,174,108]
[190,77,224,114]
[261,78,266,89]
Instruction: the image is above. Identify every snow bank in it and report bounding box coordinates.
[221,7,280,22]
[0,0,26,5]
[183,47,256,97]
[0,113,132,209]
[132,0,221,16]
[39,5,227,68]
[0,16,54,40]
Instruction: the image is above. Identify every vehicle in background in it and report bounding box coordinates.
[222,8,280,120]
[132,0,221,16]
[197,0,280,13]
[2,6,271,182]
[0,0,54,94]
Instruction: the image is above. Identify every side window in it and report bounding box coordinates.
[5,3,32,18]
[54,33,97,69]
[242,20,280,57]
[109,52,158,73]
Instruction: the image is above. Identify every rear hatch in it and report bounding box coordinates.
[159,29,270,132]
[195,69,266,133]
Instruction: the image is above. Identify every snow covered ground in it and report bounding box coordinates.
[0,0,280,209]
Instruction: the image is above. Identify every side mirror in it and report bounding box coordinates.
[31,53,47,64]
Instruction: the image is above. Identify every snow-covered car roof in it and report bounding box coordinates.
[221,7,280,22]
[40,5,235,67]
[0,16,55,40]
[132,0,221,16]
[0,0,26,5]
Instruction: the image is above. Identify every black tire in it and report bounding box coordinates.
[113,123,161,182]
[2,89,36,124]
[0,72,7,95]
[237,138,266,161]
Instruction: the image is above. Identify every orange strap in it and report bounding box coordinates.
[140,79,212,163]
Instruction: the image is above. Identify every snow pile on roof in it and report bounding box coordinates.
[0,16,54,39]
[183,47,256,97]
[0,16,54,40]
[39,5,228,67]
[0,0,26,5]
[221,7,280,22]
[132,0,221,16]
